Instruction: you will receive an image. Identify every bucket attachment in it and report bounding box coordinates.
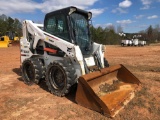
[75,64,141,118]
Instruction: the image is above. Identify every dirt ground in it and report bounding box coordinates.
[0,43,160,120]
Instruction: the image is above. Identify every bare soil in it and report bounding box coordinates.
[0,43,160,120]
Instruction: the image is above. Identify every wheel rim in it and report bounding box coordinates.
[24,62,35,82]
[49,65,65,90]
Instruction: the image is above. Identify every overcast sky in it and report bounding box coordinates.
[0,0,160,33]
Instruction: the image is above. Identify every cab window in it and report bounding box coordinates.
[45,14,70,42]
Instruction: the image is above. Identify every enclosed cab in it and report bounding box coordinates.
[44,7,93,55]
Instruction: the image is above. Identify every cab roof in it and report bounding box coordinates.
[45,6,92,20]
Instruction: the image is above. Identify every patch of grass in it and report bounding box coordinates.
[154,78,160,82]
[148,68,160,72]
[126,65,160,73]
[118,107,145,120]
[148,99,160,117]
[139,66,160,73]
[136,87,148,97]
[129,97,147,108]
[5,98,32,110]
[145,76,160,82]
[56,104,109,120]
[157,107,160,116]
[127,87,151,109]
[148,104,155,114]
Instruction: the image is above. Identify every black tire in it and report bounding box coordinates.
[121,43,124,46]
[21,58,45,85]
[46,60,77,97]
[104,58,109,67]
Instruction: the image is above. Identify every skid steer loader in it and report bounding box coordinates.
[20,6,141,117]
[0,31,19,48]
[0,35,11,47]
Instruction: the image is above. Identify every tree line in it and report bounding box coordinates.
[90,26,121,45]
[90,25,160,45]
[0,14,22,37]
[0,14,160,45]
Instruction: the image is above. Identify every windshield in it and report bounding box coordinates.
[70,13,91,55]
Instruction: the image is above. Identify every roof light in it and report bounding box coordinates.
[69,7,77,15]
[88,12,92,20]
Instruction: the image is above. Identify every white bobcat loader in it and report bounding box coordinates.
[20,6,141,117]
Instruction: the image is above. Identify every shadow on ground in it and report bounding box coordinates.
[12,67,77,104]
[12,68,23,82]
